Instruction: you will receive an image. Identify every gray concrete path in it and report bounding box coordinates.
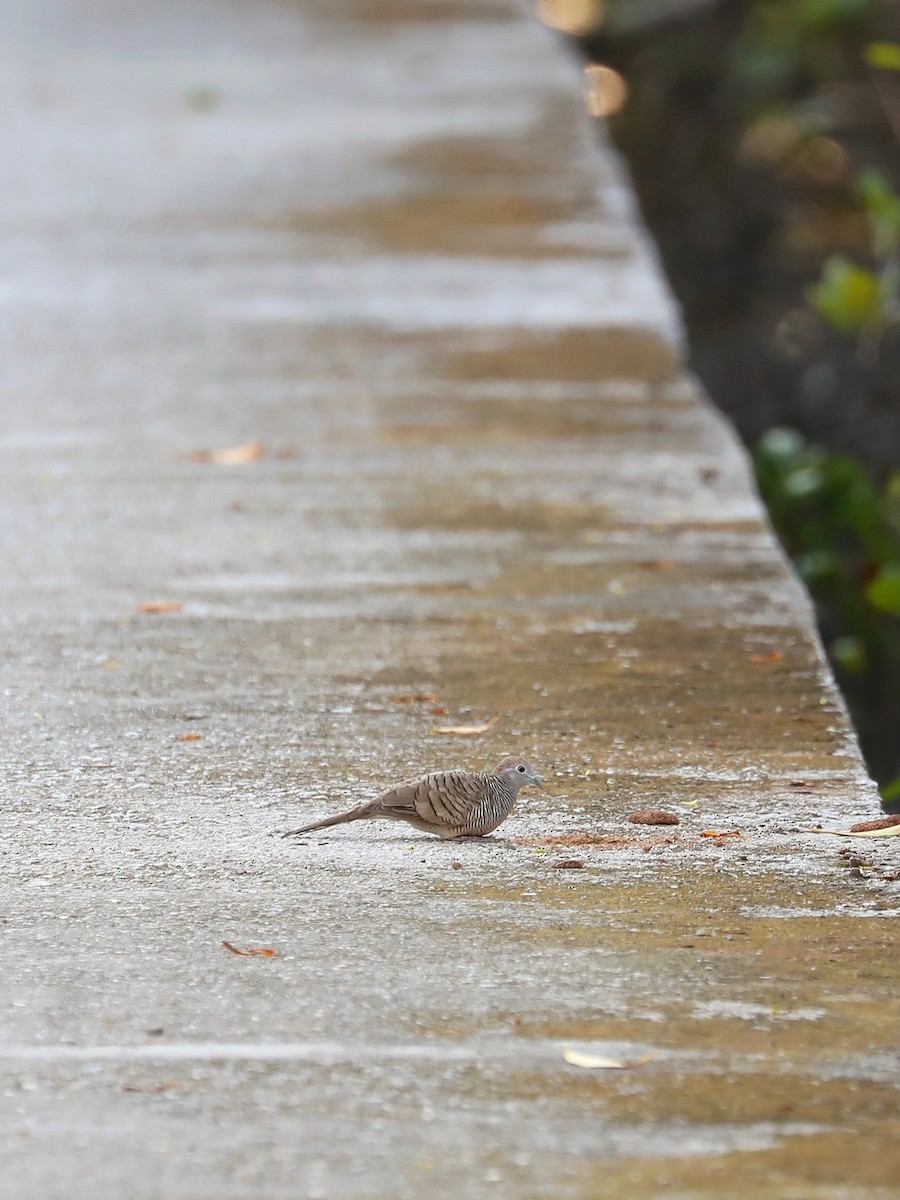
[2,1,897,1197]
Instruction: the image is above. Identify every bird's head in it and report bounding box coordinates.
[494,755,543,791]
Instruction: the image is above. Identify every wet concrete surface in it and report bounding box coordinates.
[1,0,898,1197]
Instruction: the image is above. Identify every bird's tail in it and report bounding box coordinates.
[281,805,369,838]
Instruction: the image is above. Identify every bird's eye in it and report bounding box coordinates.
[517,764,526,773]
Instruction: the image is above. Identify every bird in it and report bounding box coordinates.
[281,754,542,840]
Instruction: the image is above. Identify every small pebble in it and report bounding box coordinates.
[552,859,585,870]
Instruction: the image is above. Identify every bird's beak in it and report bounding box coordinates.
[529,773,543,789]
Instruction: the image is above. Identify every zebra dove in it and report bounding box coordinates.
[282,754,542,840]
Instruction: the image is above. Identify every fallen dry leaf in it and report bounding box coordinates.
[221,941,276,958]
[641,558,676,571]
[850,815,900,833]
[186,439,264,466]
[809,824,900,839]
[175,733,202,742]
[749,651,784,664]
[679,800,699,808]
[628,809,680,826]
[136,601,182,614]
[392,694,437,704]
[700,829,742,838]
[432,716,501,736]
[563,1047,657,1070]
[429,706,447,716]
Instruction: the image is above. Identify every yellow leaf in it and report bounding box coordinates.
[563,1047,657,1070]
[865,42,900,71]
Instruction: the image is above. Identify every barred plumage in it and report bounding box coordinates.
[282,755,542,840]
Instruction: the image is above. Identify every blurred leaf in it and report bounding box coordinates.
[865,566,900,615]
[757,427,805,465]
[783,464,826,497]
[795,0,875,27]
[809,257,883,333]
[186,440,264,465]
[796,549,843,585]
[432,716,501,735]
[881,778,900,803]
[864,42,900,71]
[831,634,867,672]
[858,169,900,255]
[137,600,182,614]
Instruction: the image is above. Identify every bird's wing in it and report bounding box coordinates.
[378,771,485,828]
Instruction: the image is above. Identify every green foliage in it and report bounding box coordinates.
[809,256,884,332]
[866,565,900,614]
[864,40,900,69]
[859,169,900,255]
[727,0,878,108]
[755,429,900,797]
[591,2,900,790]
[809,171,900,338]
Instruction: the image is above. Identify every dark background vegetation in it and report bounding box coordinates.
[565,0,900,805]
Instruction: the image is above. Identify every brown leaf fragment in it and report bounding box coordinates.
[627,809,680,826]
[186,439,264,465]
[221,941,276,958]
[451,861,462,870]
[700,829,742,838]
[432,715,501,736]
[641,558,676,571]
[850,815,900,833]
[429,706,447,715]
[749,651,784,664]
[175,733,202,742]
[392,694,437,703]
[136,601,182,614]
[552,859,585,870]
